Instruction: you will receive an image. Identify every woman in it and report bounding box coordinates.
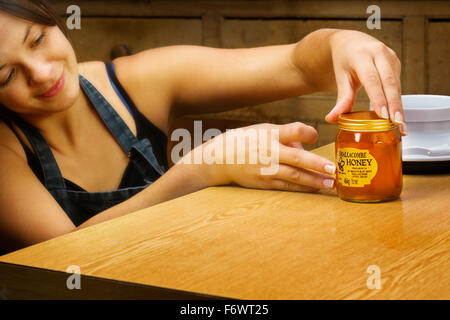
[0,0,406,252]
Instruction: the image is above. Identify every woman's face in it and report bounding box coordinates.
[0,11,79,116]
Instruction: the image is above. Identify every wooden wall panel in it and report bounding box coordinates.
[427,21,450,95]
[50,1,450,19]
[67,17,203,62]
[402,17,426,94]
[222,19,402,53]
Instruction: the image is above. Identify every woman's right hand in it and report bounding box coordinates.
[181,122,337,193]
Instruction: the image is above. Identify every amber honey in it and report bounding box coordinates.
[335,111,403,202]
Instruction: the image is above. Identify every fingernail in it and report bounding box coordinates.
[381,106,389,119]
[323,179,335,189]
[402,123,408,136]
[326,110,334,120]
[324,164,336,175]
[394,111,403,124]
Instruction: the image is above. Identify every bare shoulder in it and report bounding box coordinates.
[0,120,28,161]
[77,60,105,79]
[76,52,177,135]
[112,46,182,86]
[0,124,75,251]
[109,47,186,134]
[110,45,206,95]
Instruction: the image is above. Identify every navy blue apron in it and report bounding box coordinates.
[4,75,167,226]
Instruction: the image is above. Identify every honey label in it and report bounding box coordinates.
[336,148,378,187]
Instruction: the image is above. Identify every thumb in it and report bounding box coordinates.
[325,73,357,123]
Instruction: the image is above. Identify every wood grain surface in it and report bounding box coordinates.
[1,143,449,299]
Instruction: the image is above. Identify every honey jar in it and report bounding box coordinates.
[335,111,403,202]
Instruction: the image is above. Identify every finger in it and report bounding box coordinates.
[325,72,357,123]
[373,54,408,135]
[287,141,303,149]
[271,179,320,193]
[272,164,336,190]
[277,122,318,145]
[279,144,336,176]
[352,56,389,120]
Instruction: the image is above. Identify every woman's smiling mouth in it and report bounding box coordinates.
[39,72,64,98]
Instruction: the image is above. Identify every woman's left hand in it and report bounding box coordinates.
[324,30,407,135]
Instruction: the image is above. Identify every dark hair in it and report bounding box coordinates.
[0,0,69,121]
[0,0,67,35]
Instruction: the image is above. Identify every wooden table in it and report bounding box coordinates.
[1,143,449,299]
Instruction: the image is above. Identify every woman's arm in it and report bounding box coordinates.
[0,143,213,251]
[114,28,405,133]
[76,160,213,230]
[1,120,333,250]
[114,42,310,119]
[292,29,404,129]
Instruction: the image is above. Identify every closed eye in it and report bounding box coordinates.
[0,29,46,88]
[31,32,46,48]
[0,69,15,88]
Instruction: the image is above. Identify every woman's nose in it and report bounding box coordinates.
[25,60,53,86]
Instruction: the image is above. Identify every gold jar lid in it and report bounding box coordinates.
[338,111,399,132]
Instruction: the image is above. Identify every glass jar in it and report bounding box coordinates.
[335,111,403,203]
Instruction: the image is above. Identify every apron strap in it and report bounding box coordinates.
[1,109,67,190]
[129,138,165,176]
[79,75,137,154]
[79,75,166,176]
